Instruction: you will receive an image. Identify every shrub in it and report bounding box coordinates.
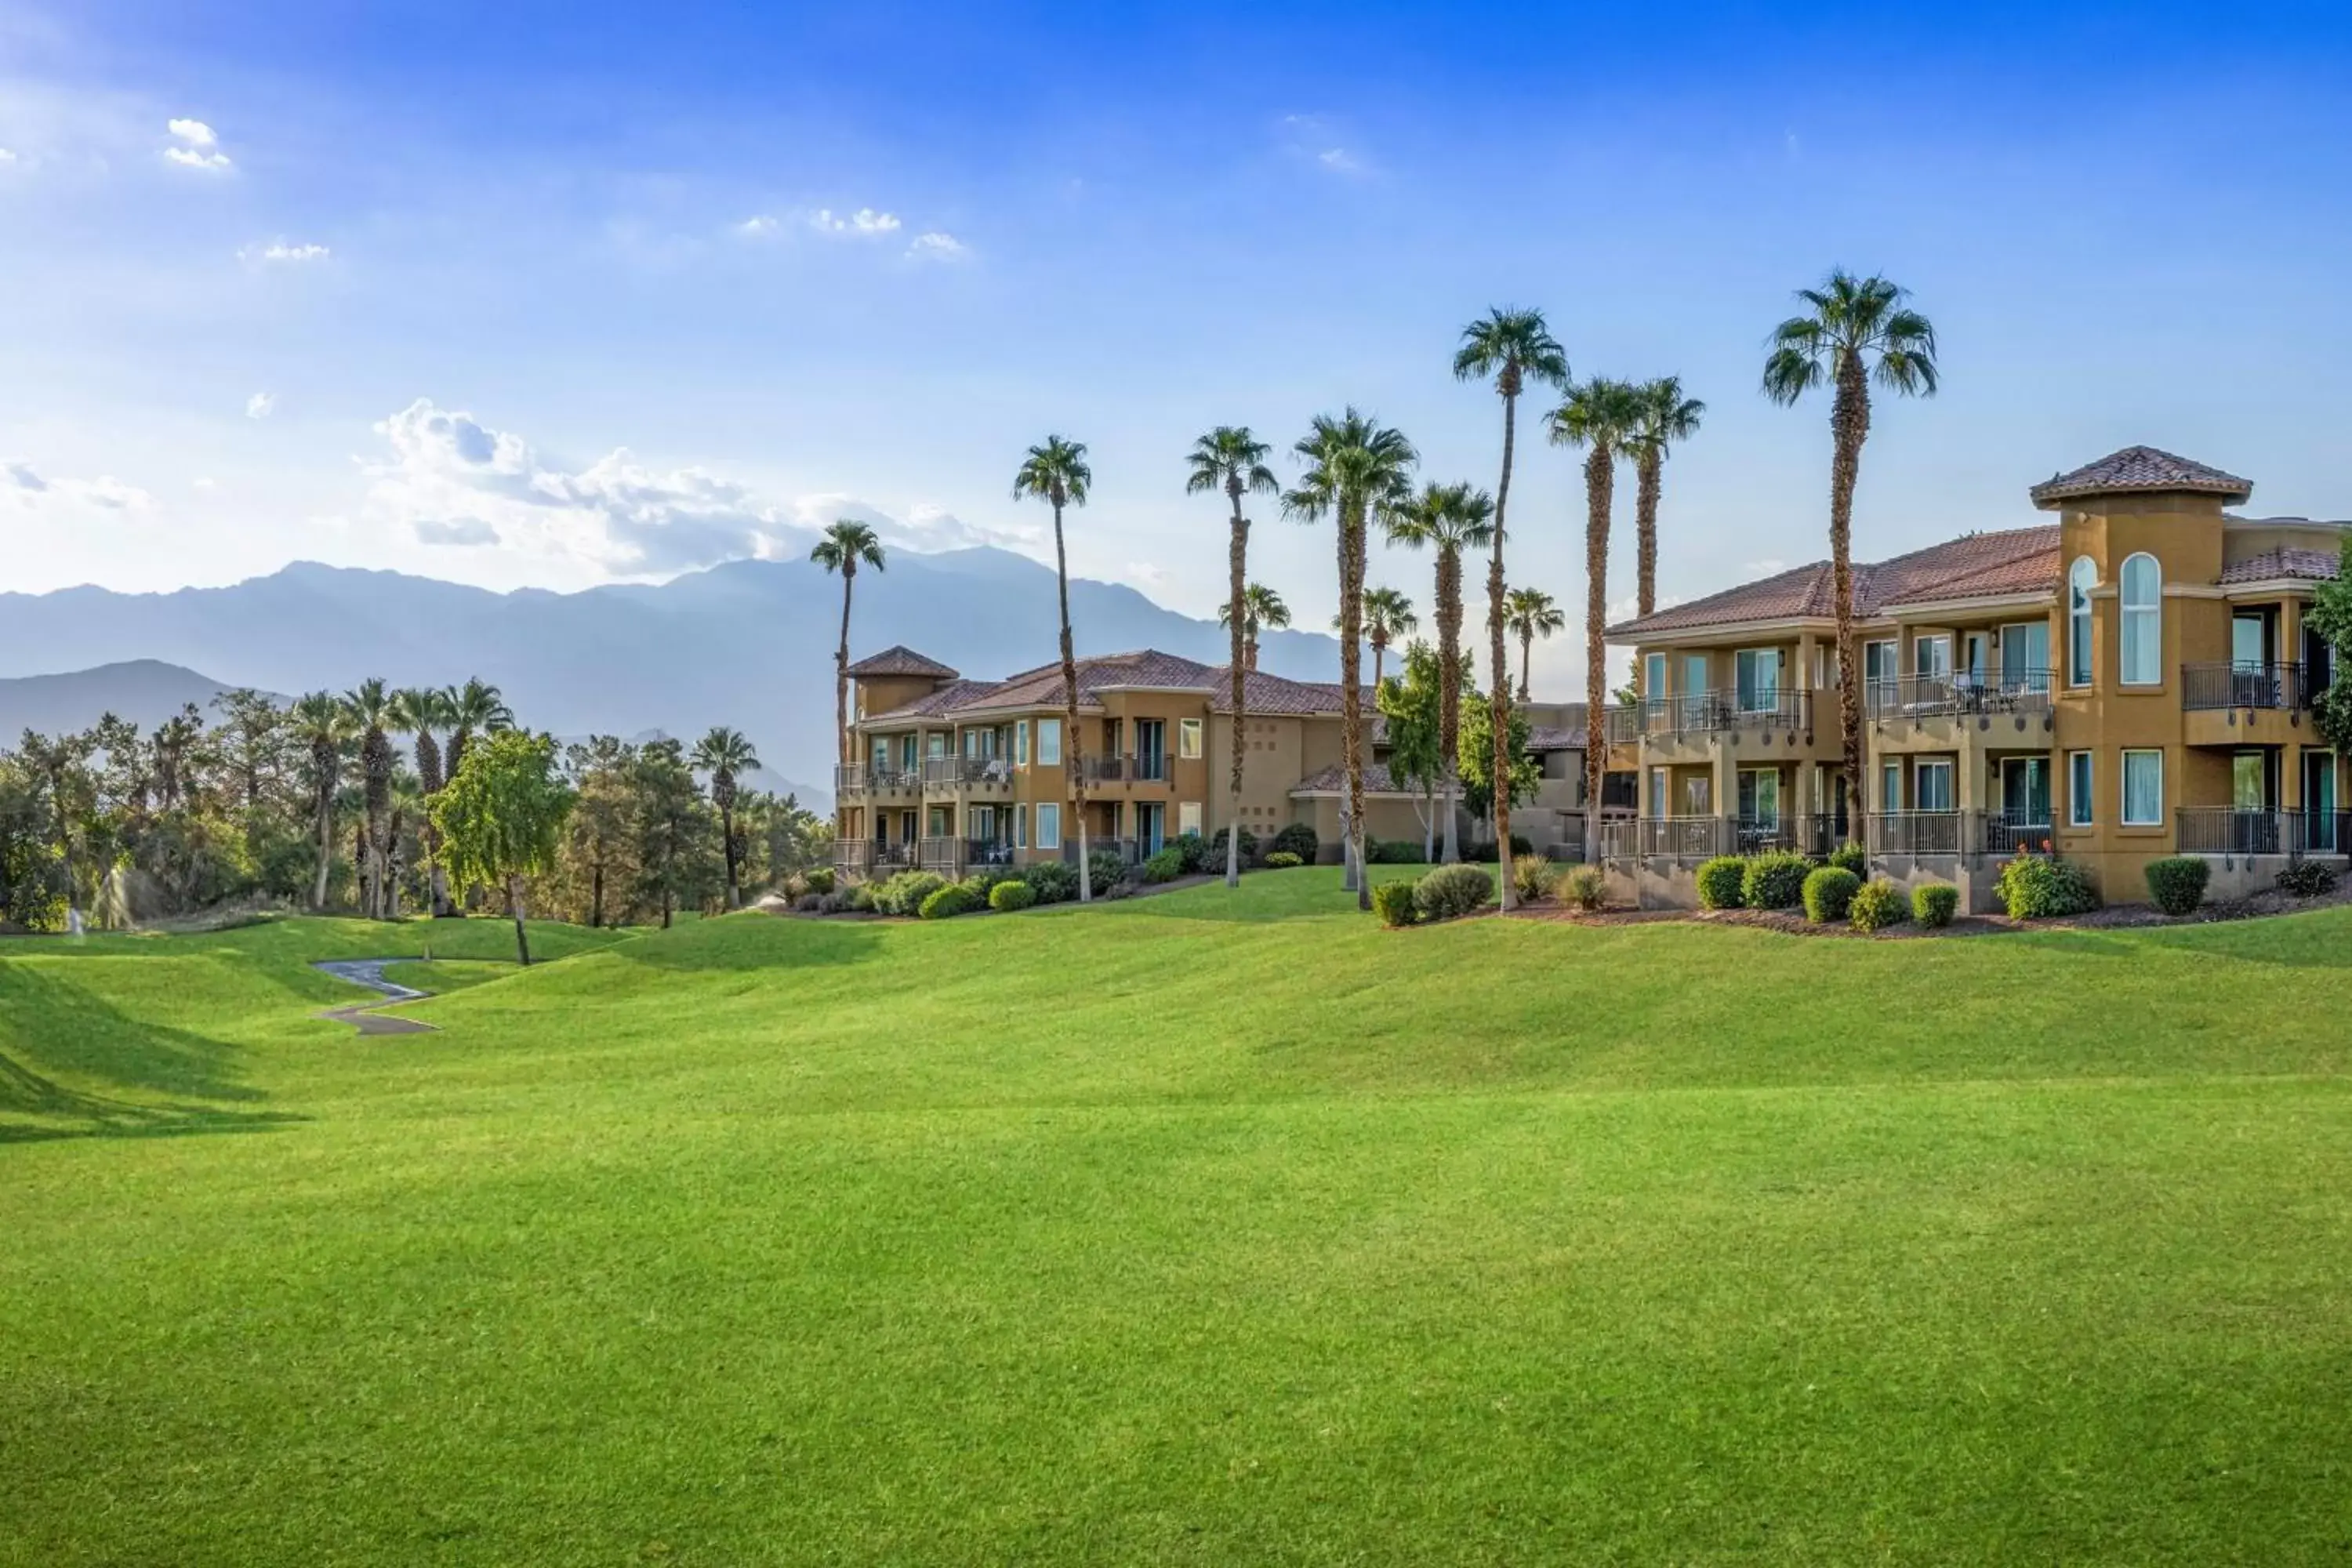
[1141,847,1186,884]
[844,882,877,913]
[1371,879,1420,927]
[2276,859,2339,898]
[1849,877,1908,932]
[1801,866,1861,924]
[872,869,946,917]
[1741,851,1813,911]
[1209,826,1260,865]
[816,891,851,915]
[1022,860,1079,904]
[1364,838,1420,865]
[987,880,1036,913]
[1827,840,1868,876]
[961,867,1015,898]
[1912,882,1959,927]
[918,884,981,920]
[792,892,824,913]
[1414,863,1496,921]
[1512,854,1559,903]
[1269,822,1319,862]
[1087,850,1129,892]
[1264,851,1304,869]
[1559,864,1607,912]
[1695,855,1747,910]
[1996,853,2098,920]
[1174,833,1215,875]
[802,866,835,895]
[2144,856,2211,916]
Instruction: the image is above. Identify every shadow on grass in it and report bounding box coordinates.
[0,1051,306,1144]
[601,913,890,974]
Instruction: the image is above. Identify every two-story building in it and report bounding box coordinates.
[1600,446,2347,909]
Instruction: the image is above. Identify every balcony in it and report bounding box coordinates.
[922,756,1016,791]
[1865,669,2054,724]
[1062,836,1149,866]
[1605,688,1812,746]
[964,837,1019,870]
[2176,807,2350,859]
[2181,662,2312,713]
[834,839,872,874]
[1602,815,1733,864]
[866,764,923,797]
[833,763,869,798]
[1866,810,1965,857]
[1980,811,2056,858]
[1087,753,1169,785]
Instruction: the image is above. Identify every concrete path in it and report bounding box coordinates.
[313,959,439,1036]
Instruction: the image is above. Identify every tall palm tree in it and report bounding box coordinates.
[810,520,887,769]
[1625,377,1706,620]
[1551,376,1645,866]
[1288,408,1417,909]
[289,693,348,911]
[1185,426,1280,889]
[342,678,398,919]
[1352,587,1418,692]
[691,725,762,908]
[1503,586,1567,703]
[443,677,514,785]
[1384,481,1494,863]
[1763,270,1940,826]
[1455,308,1568,910]
[391,686,455,916]
[1217,583,1291,672]
[1012,435,1097,901]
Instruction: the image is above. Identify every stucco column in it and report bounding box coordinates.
[1712,739,1737,829]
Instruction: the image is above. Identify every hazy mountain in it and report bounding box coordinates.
[0,660,267,741]
[0,549,1345,808]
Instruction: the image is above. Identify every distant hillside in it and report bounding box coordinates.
[0,549,1346,809]
[0,660,259,741]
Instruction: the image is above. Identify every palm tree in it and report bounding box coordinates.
[1763,270,1940,826]
[1012,435,1096,901]
[391,686,455,916]
[810,520,887,769]
[1350,587,1418,692]
[1288,408,1417,909]
[1185,426,1280,889]
[691,726,762,908]
[1217,583,1291,672]
[342,678,398,919]
[1503,586,1566,703]
[1455,308,1569,910]
[1625,377,1706,620]
[1384,481,1494,863]
[1551,376,1645,866]
[443,677,514,785]
[289,693,348,911]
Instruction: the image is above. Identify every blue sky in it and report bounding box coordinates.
[5,0,2350,691]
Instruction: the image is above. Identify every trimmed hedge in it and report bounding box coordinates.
[1741,851,1813,911]
[2144,856,2210,916]
[1269,822,1319,862]
[987,880,1036,912]
[1511,854,1559,903]
[1140,848,1186,884]
[1264,851,1304,869]
[802,866,836,895]
[1086,849,1128,892]
[1559,863,1607,911]
[1174,833,1216,874]
[844,883,877,913]
[872,869,946,917]
[1209,826,1260,864]
[1695,856,1747,910]
[1849,877,1908,933]
[1414,864,1495,922]
[1366,838,1421,865]
[917,884,981,920]
[1996,854,2097,920]
[1912,882,1959,927]
[1826,840,1868,876]
[2277,859,2339,897]
[1372,880,1420,928]
[1022,860,1080,904]
[1465,834,1535,863]
[1802,866,1861,924]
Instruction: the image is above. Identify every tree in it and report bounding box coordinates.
[1186,426,1279,889]
[1502,586,1566,704]
[1384,481,1494,864]
[690,725,761,909]
[16,728,95,933]
[1625,377,1705,619]
[2309,539,2352,753]
[1456,681,1540,832]
[1763,270,1940,826]
[343,678,398,919]
[1352,587,1418,693]
[1377,641,1446,862]
[1288,408,1417,909]
[1455,307,1570,911]
[1013,435,1097,901]
[289,693,350,910]
[442,677,514,789]
[392,685,456,916]
[560,736,639,927]
[629,738,721,928]
[811,520,887,768]
[1551,376,1644,866]
[432,730,575,965]
[1217,583,1291,672]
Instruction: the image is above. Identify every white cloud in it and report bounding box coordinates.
[192,477,219,491]
[167,118,217,147]
[245,391,276,419]
[908,230,967,260]
[1280,114,1369,176]
[735,214,779,237]
[0,148,16,165]
[1316,147,1361,173]
[1743,557,1788,575]
[412,517,499,547]
[4,460,47,492]
[810,206,902,237]
[163,118,231,172]
[2,459,150,511]
[241,240,329,263]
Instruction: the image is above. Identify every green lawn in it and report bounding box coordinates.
[3,876,2349,1564]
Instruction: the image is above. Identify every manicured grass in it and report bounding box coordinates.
[3,875,2349,1563]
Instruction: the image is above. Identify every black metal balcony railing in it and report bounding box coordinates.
[866,764,921,792]
[1866,810,1965,857]
[1865,669,2055,722]
[2180,662,2311,713]
[2173,807,2350,858]
[1796,813,1853,858]
[964,837,1018,869]
[1083,755,1126,784]
[834,840,873,871]
[1062,837,1148,866]
[1732,815,1798,855]
[922,756,1014,787]
[1980,812,2055,858]
[833,763,869,797]
[1606,688,1811,744]
[866,840,917,869]
[917,836,963,872]
[1131,753,1171,783]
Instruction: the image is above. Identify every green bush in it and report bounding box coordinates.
[1366,838,1421,865]
[1022,860,1079,904]
[1849,877,1908,933]
[960,867,1014,898]
[1912,882,1959,927]
[1996,853,2098,920]
[1264,851,1304,869]
[1269,823,1319,862]
[1827,840,1868,876]
[2276,859,2339,898]
[844,882,877,913]
[1741,851,1813,911]
[1140,848,1186,884]
[872,869,946,917]
[1465,834,1534,864]
[2144,856,2210,916]
[1174,833,1215,874]
[1695,856,1747,910]
[1371,879,1420,928]
[987,880,1036,912]
[1413,864,1495,922]
[802,866,835,895]
[1802,866,1861,924]
[918,884,981,920]
[1086,849,1128,891]
[1559,864,1606,911]
[1210,826,1259,865]
[1511,854,1559,903]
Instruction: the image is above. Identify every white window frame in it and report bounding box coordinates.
[2121,749,2163,826]
[1178,718,1202,760]
[1643,652,1666,699]
[1913,633,1953,679]
[1734,648,1783,713]
[1178,800,1203,836]
[1014,804,1029,848]
[2068,557,2097,687]
[1648,766,1668,818]
[1035,801,1062,850]
[1037,717,1062,767]
[1014,720,1031,768]
[2120,553,2161,687]
[1915,759,1955,813]
[2068,751,2094,828]
[1881,762,1903,813]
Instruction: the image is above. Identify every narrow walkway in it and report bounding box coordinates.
[312,960,438,1036]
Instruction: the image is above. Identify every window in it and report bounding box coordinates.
[1735,648,1782,713]
[1881,762,1903,813]
[1643,652,1666,699]
[1864,639,1898,709]
[2120,553,2161,685]
[927,731,947,758]
[1037,718,1062,766]
[927,805,950,837]
[1036,802,1062,850]
[2068,557,2096,686]
[1014,804,1029,848]
[899,735,917,771]
[1915,760,1954,812]
[1178,800,1203,836]
[1015,720,1031,767]
[1178,718,1202,760]
[2232,752,2268,811]
[1737,768,1781,826]
[2122,750,2163,826]
[2068,752,2094,827]
[1914,634,1952,679]
[1679,654,1708,695]
[1648,766,1668,818]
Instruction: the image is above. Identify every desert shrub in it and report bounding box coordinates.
[1741,851,1813,911]
[2144,856,2211,916]
[1849,877,1908,933]
[1372,879,1420,928]
[1911,882,1959,927]
[988,880,1037,913]
[960,867,1016,898]
[1695,855,1747,910]
[844,882,877,913]
[1559,863,1607,911]
[1269,822,1319,862]
[1209,826,1260,865]
[1141,848,1186,884]
[1174,833,1215,874]
[1996,853,2098,920]
[1414,863,1495,922]
[1264,851,1304,869]
[1801,866,1861,924]
[1512,854,1559,903]
[2276,859,2339,898]
[1086,850,1129,891]
[1022,860,1079,904]
[872,870,946,917]
[1827,840,1868,876]
[802,866,836,895]
[918,884,981,920]
[781,872,811,902]
[791,892,824,913]
[1366,838,1421,865]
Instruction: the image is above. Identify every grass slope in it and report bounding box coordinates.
[3,875,2349,1565]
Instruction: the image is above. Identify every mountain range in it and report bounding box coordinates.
[0,549,1346,808]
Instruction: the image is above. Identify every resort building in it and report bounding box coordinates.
[1601,446,2347,909]
[831,646,1590,877]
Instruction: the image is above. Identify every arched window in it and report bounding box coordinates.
[2068,557,2097,686]
[2120,553,2161,686]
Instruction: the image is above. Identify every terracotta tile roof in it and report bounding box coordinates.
[1290,761,1426,796]
[1210,670,1363,717]
[2028,445,2252,506]
[862,679,999,724]
[855,648,1370,724]
[2220,546,2343,585]
[844,644,960,679]
[1526,725,1588,751]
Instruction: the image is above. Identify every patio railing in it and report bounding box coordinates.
[2180,662,2311,713]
